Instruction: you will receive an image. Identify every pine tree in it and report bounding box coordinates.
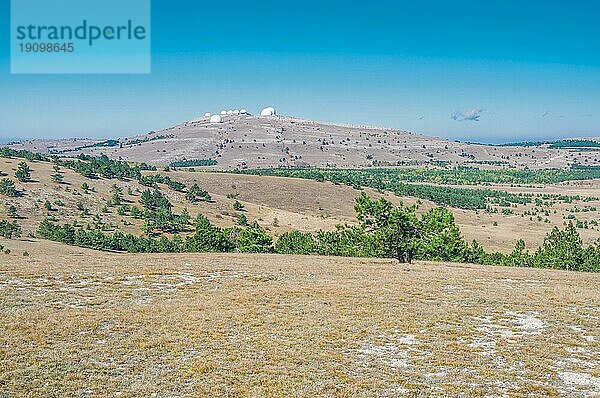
[236,213,248,226]
[0,178,18,197]
[7,205,18,218]
[15,162,31,182]
[51,173,64,183]
[233,200,245,211]
[354,192,421,263]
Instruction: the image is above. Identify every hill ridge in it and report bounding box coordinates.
[6,114,600,170]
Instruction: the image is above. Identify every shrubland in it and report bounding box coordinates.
[36,192,600,272]
[2,147,599,272]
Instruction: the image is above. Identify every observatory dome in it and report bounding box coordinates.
[204,112,211,118]
[220,111,227,115]
[260,107,276,116]
[209,114,223,123]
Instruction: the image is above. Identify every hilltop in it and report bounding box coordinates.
[8,115,600,169]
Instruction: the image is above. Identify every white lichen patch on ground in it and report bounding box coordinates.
[356,333,420,369]
[558,372,600,396]
[0,269,282,310]
[474,311,545,340]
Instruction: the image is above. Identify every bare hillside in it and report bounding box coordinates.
[9,115,600,169]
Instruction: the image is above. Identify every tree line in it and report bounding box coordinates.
[237,166,600,188]
[38,214,273,254]
[36,192,599,272]
[170,159,218,167]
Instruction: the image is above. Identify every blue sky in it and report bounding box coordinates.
[1,0,599,143]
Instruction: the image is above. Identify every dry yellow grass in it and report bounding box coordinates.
[3,156,600,254]
[164,170,600,252]
[1,239,599,397]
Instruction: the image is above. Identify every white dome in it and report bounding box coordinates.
[227,110,233,115]
[240,109,248,114]
[209,115,223,123]
[220,111,227,115]
[233,110,240,115]
[204,112,211,118]
[260,107,276,116]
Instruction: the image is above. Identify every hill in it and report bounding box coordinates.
[2,155,600,255]
[8,115,600,169]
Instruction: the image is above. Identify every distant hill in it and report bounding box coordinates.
[7,115,600,170]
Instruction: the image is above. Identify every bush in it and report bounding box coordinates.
[275,231,316,255]
[0,178,19,197]
[233,200,245,211]
[0,220,21,238]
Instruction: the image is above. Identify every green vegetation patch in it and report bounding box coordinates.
[170,159,218,167]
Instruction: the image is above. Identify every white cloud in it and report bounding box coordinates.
[451,108,484,122]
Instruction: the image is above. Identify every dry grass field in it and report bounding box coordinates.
[0,238,598,397]
[3,156,600,254]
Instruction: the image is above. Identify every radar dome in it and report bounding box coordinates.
[209,115,223,123]
[260,107,276,116]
